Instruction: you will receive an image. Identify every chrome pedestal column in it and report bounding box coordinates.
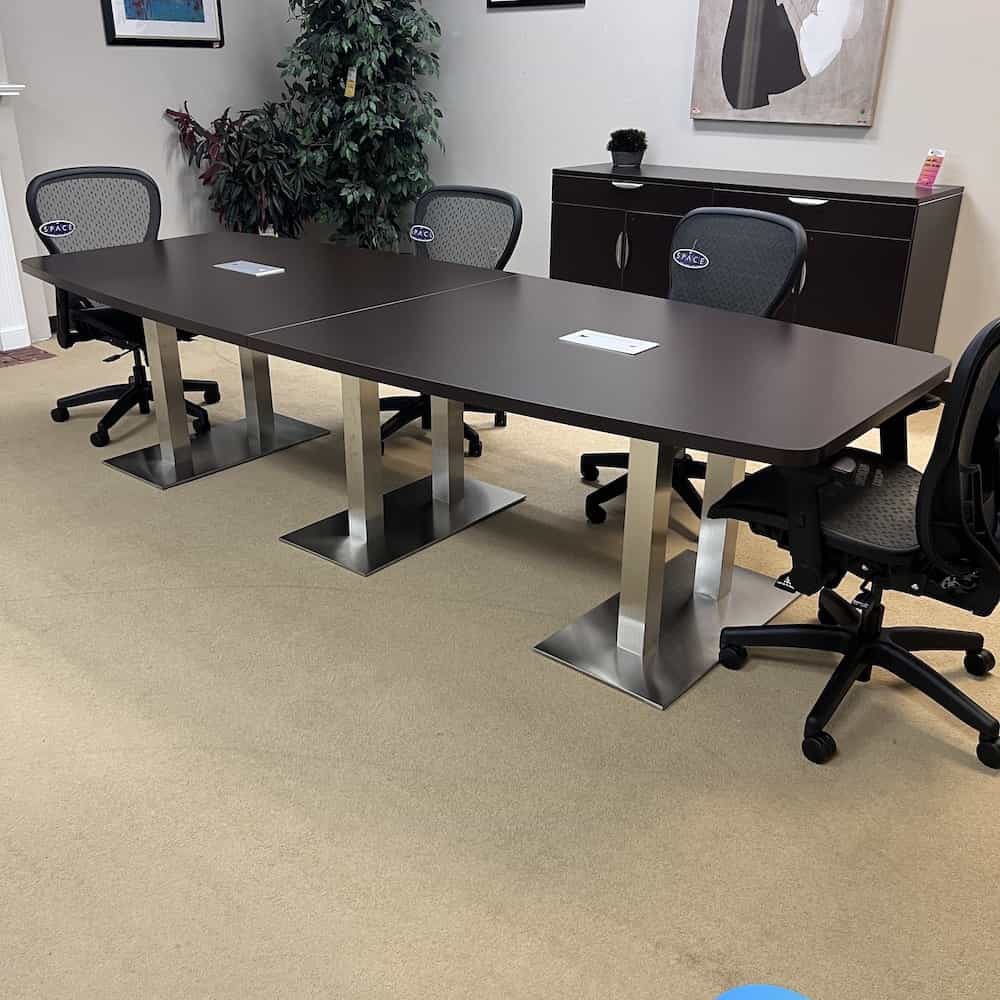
[280,376,525,576]
[536,444,797,709]
[107,322,328,489]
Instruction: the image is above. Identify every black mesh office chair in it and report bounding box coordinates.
[380,185,523,458]
[26,166,219,448]
[714,317,1000,770]
[581,208,807,524]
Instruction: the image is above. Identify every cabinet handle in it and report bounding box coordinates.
[615,232,625,270]
[787,196,830,207]
[622,232,631,270]
[611,181,645,191]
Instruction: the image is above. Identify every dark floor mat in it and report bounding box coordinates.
[0,346,55,366]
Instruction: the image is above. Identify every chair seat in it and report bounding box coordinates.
[710,448,922,561]
[72,306,197,350]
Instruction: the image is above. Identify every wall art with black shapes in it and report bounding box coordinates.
[691,1,893,126]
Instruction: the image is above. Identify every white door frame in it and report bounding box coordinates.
[0,163,30,351]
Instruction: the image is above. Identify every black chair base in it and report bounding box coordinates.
[719,588,1000,769]
[50,350,219,448]
[379,393,507,458]
[580,451,707,523]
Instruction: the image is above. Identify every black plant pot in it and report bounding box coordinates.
[611,150,644,168]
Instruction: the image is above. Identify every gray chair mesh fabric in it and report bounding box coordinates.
[669,213,801,316]
[413,193,516,270]
[34,175,155,254]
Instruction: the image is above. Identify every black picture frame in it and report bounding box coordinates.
[487,1,584,7]
[101,0,225,48]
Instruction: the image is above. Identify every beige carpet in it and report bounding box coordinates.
[1,338,997,1000]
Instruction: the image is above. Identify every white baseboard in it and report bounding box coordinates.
[0,322,30,351]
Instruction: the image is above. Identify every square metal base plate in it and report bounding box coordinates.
[535,549,798,710]
[280,476,526,576]
[105,414,329,489]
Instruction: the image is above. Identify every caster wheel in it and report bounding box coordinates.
[51,406,70,423]
[581,463,600,483]
[203,386,221,405]
[193,415,211,436]
[468,441,483,459]
[976,739,1000,770]
[965,649,995,677]
[719,644,748,671]
[802,731,838,765]
[90,427,110,448]
[495,413,508,428]
[586,504,607,525]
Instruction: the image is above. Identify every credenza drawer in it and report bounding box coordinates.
[713,187,916,240]
[552,175,709,217]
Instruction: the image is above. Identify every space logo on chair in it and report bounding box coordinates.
[673,247,711,270]
[38,220,77,239]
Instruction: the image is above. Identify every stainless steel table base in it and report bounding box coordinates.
[538,446,795,709]
[280,476,525,576]
[105,413,329,490]
[281,377,523,575]
[535,548,798,709]
[106,330,327,489]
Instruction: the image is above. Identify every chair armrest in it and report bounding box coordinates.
[54,288,75,349]
[780,466,837,596]
[879,390,946,463]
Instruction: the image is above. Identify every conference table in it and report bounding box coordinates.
[22,232,949,710]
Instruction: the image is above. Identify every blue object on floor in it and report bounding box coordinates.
[717,988,810,1000]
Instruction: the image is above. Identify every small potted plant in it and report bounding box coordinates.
[607,129,648,169]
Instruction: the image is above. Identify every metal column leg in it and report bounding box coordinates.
[431,396,465,506]
[143,319,193,479]
[240,348,275,452]
[342,376,385,545]
[694,454,746,600]
[617,439,674,661]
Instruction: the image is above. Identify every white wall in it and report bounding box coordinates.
[0,0,294,324]
[425,0,1000,362]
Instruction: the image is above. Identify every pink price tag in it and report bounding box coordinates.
[917,148,947,188]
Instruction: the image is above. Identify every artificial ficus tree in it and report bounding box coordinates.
[281,0,444,249]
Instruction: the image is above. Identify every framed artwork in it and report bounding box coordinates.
[690,1,894,126]
[101,0,225,48]
[487,1,584,8]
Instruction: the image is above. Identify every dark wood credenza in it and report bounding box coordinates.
[550,164,964,352]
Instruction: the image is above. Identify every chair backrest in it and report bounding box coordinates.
[917,318,1000,589]
[668,207,807,318]
[409,186,523,270]
[26,166,160,255]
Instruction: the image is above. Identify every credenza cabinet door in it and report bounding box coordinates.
[623,213,680,298]
[550,203,625,290]
[783,232,911,343]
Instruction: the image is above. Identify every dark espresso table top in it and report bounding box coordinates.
[23,234,949,467]
[250,274,949,467]
[21,231,511,347]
